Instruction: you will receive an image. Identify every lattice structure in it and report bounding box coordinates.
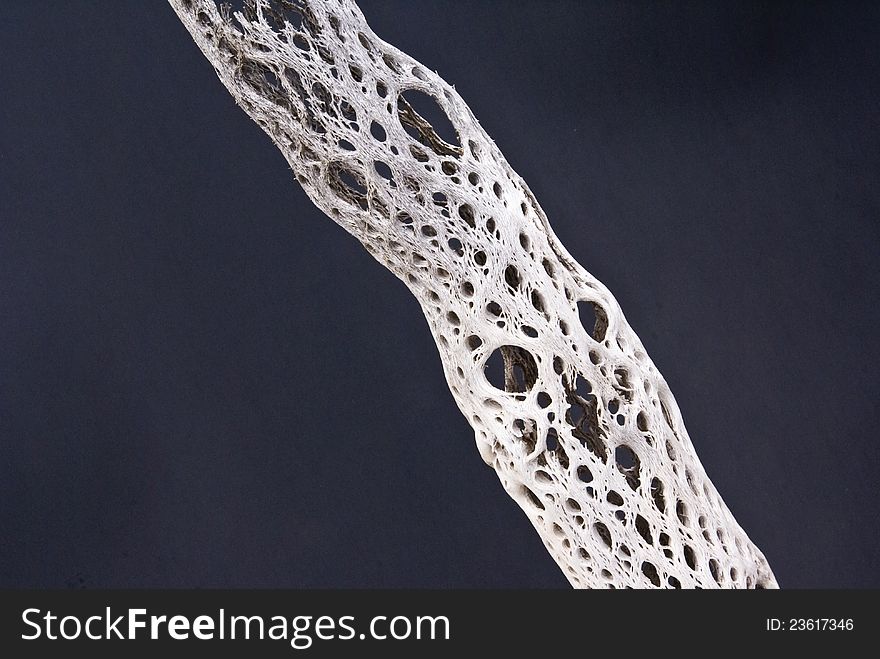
[169,0,777,588]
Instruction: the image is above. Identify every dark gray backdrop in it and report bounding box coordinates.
[2,1,877,588]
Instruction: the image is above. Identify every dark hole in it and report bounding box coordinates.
[709,559,721,584]
[239,58,282,97]
[327,13,342,37]
[340,99,357,122]
[574,376,592,399]
[545,428,558,451]
[420,225,437,237]
[553,356,564,375]
[636,411,648,431]
[441,160,458,175]
[484,348,504,389]
[606,490,624,506]
[650,477,666,513]
[376,80,387,97]
[468,172,479,185]
[369,121,386,142]
[484,345,538,393]
[382,52,401,73]
[492,181,503,198]
[615,445,640,491]
[577,300,608,342]
[641,561,661,587]
[349,64,363,81]
[530,290,545,314]
[474,251,487,266]
[458,203,476,228]
[485,217,496,233]
[338,139,355,151]
[608,399,619,414]
[542,258,555,278]
[676,500,689,526]
[265,68,281,89]
[254,0,302,31]
[684,545,697,570]
[466,335,483,351]
[568,401,585,426]
[668,576,682,589]
[564,375,607,465]
[283,65,307,98]
[396,211,413,225]
[556,441,571,469]
[635,515,653,545]
[447,237,463,255]
[594,522,613,548]
[537,392,552,408]
[374,161,393,180]
[522,486,544,511]
[521,325,538,339]
[293,33,310,51]
[310,81,334,115]
[615,445,636,469]
[317,44,335,67]
[486,301,502,317]
[461,281,474,297]
[519,232,531,251]
[577,465,593,483]
[329,164,368,208]
[397,89,460,154]
[504,265,521,290]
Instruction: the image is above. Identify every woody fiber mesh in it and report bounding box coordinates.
[169,0,777,589]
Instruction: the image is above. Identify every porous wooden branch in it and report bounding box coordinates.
[169,0,777,589]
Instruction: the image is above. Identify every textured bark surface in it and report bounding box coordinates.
[169,0,777,588]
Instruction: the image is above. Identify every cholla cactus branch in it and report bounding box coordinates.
[169,0,777,589]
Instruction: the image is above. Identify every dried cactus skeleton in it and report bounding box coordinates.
[169,0,777,588]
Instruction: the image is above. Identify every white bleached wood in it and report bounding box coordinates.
[169,0,777,589]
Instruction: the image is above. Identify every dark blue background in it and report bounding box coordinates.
[1,1,877,588]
